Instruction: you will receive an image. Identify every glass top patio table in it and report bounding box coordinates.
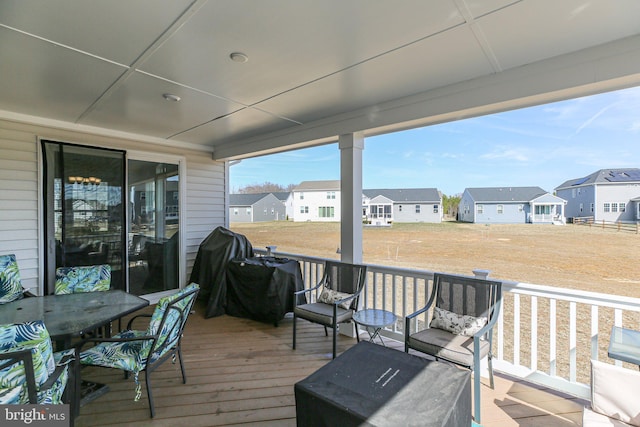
[0,290,149,348]
[608,326,640,366]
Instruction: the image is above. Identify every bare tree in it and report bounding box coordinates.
[238,182,296,194]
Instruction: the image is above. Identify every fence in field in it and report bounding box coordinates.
[573,216,640,233]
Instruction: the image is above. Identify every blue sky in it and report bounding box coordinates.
[230,86,640,196]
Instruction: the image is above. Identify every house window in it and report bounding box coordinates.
[477,205,484,214]
[326,192,335,199]
[579,203,583,213]
[300,206,309,214]
[263,208,267,214]
[246,208,251,214]
[415,205,420,214]
[433,204,439,213]
[464,204,469,214]
[590,203,594,213]
[399,205,402,212]
[233,208,238,215]
[300,192,304,200]
[518,204,524,212]
[271,208,275,215]
[611,203,618,213]
[620,202,626,212]
[497,205,504,214]
[173,191,178,201]
[319,206,335,218]
[603,203,610,212]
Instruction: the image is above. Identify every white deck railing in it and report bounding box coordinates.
[257,249,640,399]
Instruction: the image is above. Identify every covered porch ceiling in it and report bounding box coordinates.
[1,0,640,160]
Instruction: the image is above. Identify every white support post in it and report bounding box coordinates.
[339,133,364,264]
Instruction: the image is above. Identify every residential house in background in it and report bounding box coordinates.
[229,193,286,223]
[291,180,341,222]
[555,168,640,223]
[362,188,442,224]
[459,187,566,224]
[272,191,294,221]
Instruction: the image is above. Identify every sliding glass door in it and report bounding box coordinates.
[42,141,126,293]
[127,159,180,295]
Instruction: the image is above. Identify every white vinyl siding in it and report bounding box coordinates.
[0,125,39,293]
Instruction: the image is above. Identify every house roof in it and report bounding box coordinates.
[271,192,290,201]
[229,193,272,206]
[1,2,639,160]
[363,188,441,203]
[293,180,340,191]
[555,168,640,189]
[464,187,548,203]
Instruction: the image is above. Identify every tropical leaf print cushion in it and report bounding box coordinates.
[55,264,111,294]
[0,254,24,304]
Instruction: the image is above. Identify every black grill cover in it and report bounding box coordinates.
[189,226,253,318]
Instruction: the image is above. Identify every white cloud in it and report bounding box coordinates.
[479,147,529,162]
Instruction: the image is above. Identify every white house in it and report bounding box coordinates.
[555,168,640,222]
[291,181,341,222]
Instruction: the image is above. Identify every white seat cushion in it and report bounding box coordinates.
[584,407,634,426]
[588,360,640,426]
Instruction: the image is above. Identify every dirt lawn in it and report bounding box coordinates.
[231,221,640,297]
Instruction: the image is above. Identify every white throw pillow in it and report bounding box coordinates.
[317,287,353,310]
[429,306,488,337]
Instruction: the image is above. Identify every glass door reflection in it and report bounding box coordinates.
[128,160,179,295]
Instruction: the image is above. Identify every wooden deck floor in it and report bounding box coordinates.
[75,302,586,426]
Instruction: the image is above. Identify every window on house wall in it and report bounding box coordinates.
[399,205,402,212]
[234,208,238,215]
[326,192,335,199]
[271,208,274,215]
[590,203,594,213]
[264,208,267,214]
[300,192,304,199]
[415,205,420,213]
[300,206,309,214]
[611,203,618,212]
[603,203,610,212]
[497,205,504,214]
[464,204,469,214]
[433,204,439,213]
[319,206,335,218]
[579,203,583,213]
[620,202,626,212]
[518,204,524,212]
[246,208,251,214]
[477,204,483,214]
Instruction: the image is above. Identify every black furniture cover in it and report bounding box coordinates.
[189,226,253,318]
[225,256,305,325]
[295,341,471,427]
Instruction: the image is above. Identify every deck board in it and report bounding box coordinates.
[75,302,585,426]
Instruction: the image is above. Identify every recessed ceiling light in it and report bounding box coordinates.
[230,52,249,63]
[162,93,181,102]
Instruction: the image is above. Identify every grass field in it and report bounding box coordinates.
[230,221,639,297]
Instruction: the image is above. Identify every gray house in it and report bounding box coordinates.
[555,168,640,223]
[459,187,566,224]
[362,188,442,224]
[229,193,286,223]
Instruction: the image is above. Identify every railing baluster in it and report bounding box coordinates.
[549,299,556,377]
[531,296,538,371]
[569,301,576,383]
[514,294,520,367]
[591,305,598,361]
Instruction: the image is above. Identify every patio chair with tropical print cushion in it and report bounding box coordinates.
[79,283,199,417]
[0,254,26,304]
[54,264,111,295]
[0,320,75,406]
